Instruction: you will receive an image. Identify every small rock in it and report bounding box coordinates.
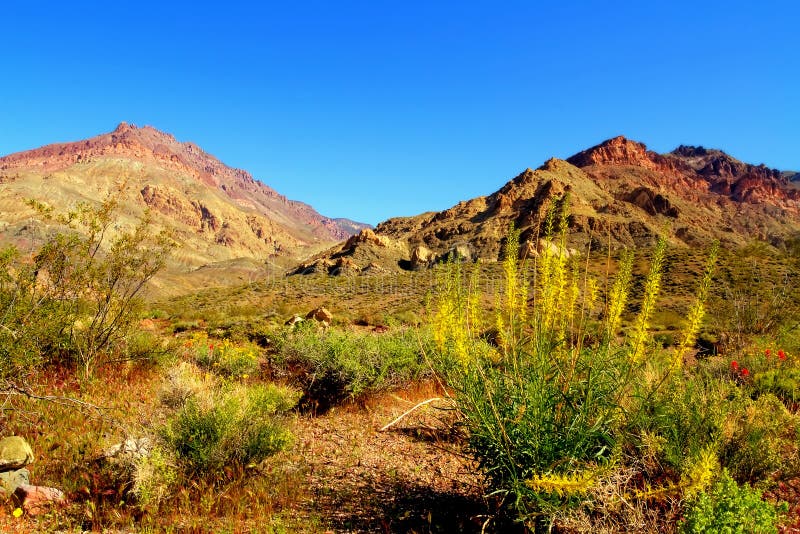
[14,484,66,516]
[0,436,34,472]
[285,314,304,327]
[306,307,333,327]
[0,468,30,495]
[103,437,152,461]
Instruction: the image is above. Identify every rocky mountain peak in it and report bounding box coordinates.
[113,121,134,134]
[566,136,660,169]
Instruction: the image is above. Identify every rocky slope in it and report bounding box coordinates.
[0,123,368,280]
[296,136,800,275]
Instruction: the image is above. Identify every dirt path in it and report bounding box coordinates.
[282,385,495,533]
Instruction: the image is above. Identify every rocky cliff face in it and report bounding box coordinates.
[297,137,800,275]
[0,124,368,282]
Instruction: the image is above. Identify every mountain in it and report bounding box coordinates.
[295,136,800,275]
[0,123,369,277]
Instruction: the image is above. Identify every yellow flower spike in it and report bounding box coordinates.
[13,507,23,518]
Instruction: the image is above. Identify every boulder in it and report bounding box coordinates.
[439,244,473,263]
[0,436,34,472]
[361,262,387,274]
[306,307,333,326]
[410,245,434,269]
[0,436,66,514]
[536,239,579,258]
[519,240,539,259]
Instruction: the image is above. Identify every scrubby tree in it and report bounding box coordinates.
[0,194,175,384]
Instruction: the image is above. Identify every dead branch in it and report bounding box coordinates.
[379,397,445,432]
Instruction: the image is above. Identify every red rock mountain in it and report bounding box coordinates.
[0,123,368,280]
[297,136,800,275]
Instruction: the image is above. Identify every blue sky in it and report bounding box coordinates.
[2,1,798,225]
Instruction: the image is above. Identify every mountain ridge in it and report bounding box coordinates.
[0,124,369,292]
[0,122,367,242]
[295,135,800,275]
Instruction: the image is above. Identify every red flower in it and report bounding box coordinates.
[209,344,214,351]
[731,361,739,370]
[741,368,750,377]
[778,350,786,360]
[765,349,771,357]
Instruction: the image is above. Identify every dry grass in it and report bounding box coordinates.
[0,361,496,533]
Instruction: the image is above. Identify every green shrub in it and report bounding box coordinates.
[632,372,729,473]
[754,367,800,404]
[163,380,298,474]
[219,318,274,347]
[431,212,722,522]
[133,444,179,507]
[123,330,177,368]
[720,393,799,482]
[679,470,786,534]
[193,339,260,378]
[274,323,432,411]
[0,245,63,377]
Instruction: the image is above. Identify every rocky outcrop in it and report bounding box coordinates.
[568,136,677,172]
[623,187,679,218]
[670,145,800,205]
[343,228,392,250]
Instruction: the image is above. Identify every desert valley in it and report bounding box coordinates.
[1,121,799,532]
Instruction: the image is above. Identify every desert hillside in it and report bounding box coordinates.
[296,136,800,275]
[0,123,368,284]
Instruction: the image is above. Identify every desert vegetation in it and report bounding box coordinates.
[1,199,800,533]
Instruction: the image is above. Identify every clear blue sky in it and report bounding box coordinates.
[2,1,798,225]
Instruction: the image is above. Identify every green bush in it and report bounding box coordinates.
[193,339,261,378]
[632,372,729,473]
[163,380,298,474]
[431,214,722,523]
[754,367,800,404]
[720,393,799,482]
[679,470,786,534]
[133,444,179,507]
[274,322,432,411]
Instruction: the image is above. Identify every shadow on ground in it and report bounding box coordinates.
[308,477,526,534]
